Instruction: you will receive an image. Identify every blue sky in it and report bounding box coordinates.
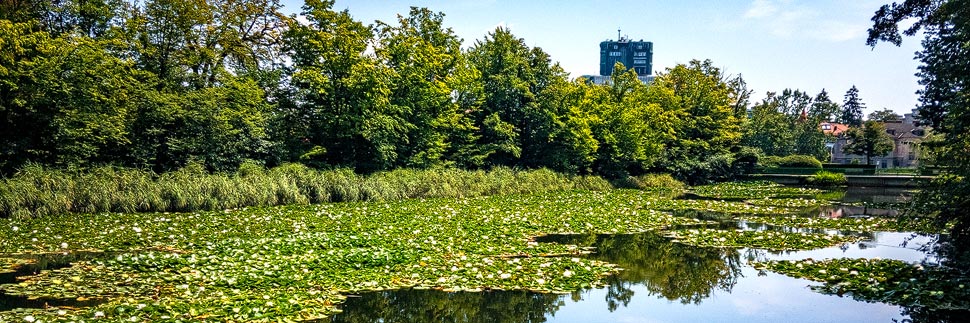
[280,0,923,115]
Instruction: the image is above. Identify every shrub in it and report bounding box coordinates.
[623,174,687,192]
[731,147,762,175]
[763,155,823,169]
[805,171,848,187]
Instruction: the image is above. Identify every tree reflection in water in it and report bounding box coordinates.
[547,233,742,310]
[330,232,742,322]
[329,289,564,323]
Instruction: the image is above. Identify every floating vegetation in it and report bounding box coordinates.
[665,228,863,250]
[0,190,704,321]
[0,182,937,321]
[692,181,823,200]
[752,258,970,311]
[740,215,941,233]
[745,198,831,209]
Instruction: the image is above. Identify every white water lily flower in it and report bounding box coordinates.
[499,273,512,279]
[133,227,142,233]
[94,311,105,318]
[60,242,68,249]
[563,270,573,278]
[57,310,66,315]
[24,315,36,322]
[818,269,827,274]
[536,278,546,285]
[11,226,17,231]
[850,270,859,276]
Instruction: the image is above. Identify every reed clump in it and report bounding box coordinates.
[0,163,616,219]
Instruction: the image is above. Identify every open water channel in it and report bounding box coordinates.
[328,188,965,323]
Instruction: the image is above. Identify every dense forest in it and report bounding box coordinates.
[0,0,859,183]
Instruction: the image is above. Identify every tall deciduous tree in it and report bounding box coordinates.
[649,59,744,180]
[467,27,560,168]
[840,85,865,127]
[842,120,894,165]
[375,7,484,168]
[867,0,970,241]
[282,0,405,171]
[742,89,831,160]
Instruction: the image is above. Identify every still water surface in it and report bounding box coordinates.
[330,188,957,323]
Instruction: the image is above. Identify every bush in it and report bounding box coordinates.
[762,155,823,169]
[731,147,762,175]
[805,171,848,187]
[623,174,687,192]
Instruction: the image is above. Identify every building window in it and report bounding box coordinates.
[609,52,621,57]
[822,124,831,130]
[908,151,916,160]
[887,129,896,135]
[634,59,647,64]
[634,52,647,57]
[613,45,618,49]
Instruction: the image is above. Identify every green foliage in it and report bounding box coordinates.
[867,0,970,243]
[805,171,848,187]
[842,120,894,165]
[867,108,903,121]
[765,155,824,168]
[622,174,687,192]
[742,89,835,160]
[840,85,865,127]
[648,60,745,183]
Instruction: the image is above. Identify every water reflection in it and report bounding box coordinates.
[330,289,564,323]
[539,233,741,307]
[324,187,967,323]
[0,251,113,311]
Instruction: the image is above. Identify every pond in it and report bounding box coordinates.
[329,188,961,323]
[1,184,966,322]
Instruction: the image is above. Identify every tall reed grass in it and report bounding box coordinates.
[0,163,614,219]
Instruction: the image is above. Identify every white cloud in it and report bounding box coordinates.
[742,0,867,42]
[744,0,778,18]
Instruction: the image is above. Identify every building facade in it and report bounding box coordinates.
[826,120,928,168]
[599,33,653,77]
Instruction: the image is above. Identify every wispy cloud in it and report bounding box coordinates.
[742,0,866,42]
[744,0,778,18]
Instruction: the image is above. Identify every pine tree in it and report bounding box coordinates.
[840,85,865,127]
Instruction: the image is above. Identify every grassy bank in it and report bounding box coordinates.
[0,163,622,219]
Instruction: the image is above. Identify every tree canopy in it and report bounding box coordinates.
[0,0,868,185]
[867,0,970,241]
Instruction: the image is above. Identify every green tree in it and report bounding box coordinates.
[467,27,561,168]
[812,89,841,122]
[375,7,485,168]
[840,85,865,127]
[587,63,668,177]
[867,0,970,241]
[867,108,903,121]
[842,120,894,165]
[282,0,405,171]
[648,59,744,182]
[742,89,830,160]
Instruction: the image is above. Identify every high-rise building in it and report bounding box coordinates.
[599,30,653,77]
